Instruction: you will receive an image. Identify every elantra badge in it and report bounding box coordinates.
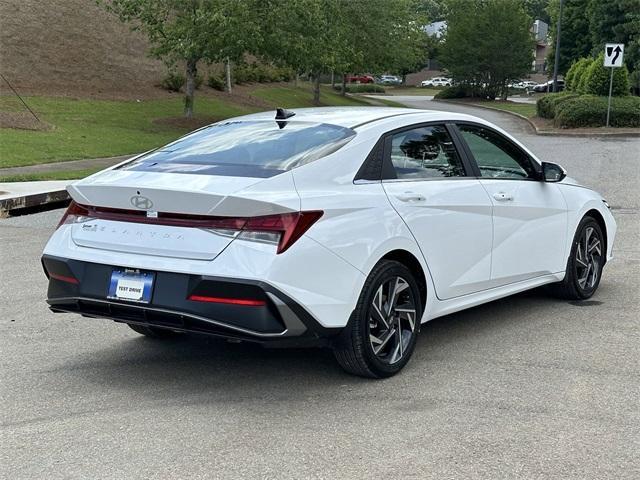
[130,195,153,210]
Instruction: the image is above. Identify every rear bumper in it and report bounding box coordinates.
[42,255,342,347]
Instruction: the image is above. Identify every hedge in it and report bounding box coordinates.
[434,85,473,99]
[536,92,580,119]
[554,95,640,128]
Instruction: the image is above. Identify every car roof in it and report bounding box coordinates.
[224,107,479,129]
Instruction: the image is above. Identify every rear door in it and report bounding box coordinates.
[382,123,494,300]
[455,123,567,286]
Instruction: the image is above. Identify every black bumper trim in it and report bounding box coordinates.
[43,254,342,346]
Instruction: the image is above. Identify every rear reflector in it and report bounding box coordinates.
[58,201,323,254]
[187,295,266,306]
[49,272,79,284]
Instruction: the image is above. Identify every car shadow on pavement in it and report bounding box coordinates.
[63,286,570,395]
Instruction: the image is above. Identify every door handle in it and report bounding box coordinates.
[396,192,425,202]
[492,192,514,201]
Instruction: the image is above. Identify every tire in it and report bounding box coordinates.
[550,216,605,300]
[127,323,181,338]
[333,260,422,378]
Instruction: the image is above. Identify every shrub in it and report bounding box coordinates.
[434,84,473,99]
[565,57,591,92]
[194,74,204,90]
[160,71,185,92]
[583,53,630,96]
[333,84,385,94]
[630,70,640,96]
[207,74,225,91]
[232,63,292,84]
[554,95,640,128]
[536,92,580,119]
[575,58,594,94]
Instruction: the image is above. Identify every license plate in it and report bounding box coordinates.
[108,269,154,303]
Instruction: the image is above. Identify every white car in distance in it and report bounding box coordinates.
[421,77,452,87]
[42,107,616,378]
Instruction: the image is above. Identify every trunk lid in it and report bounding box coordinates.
[67,170,300,260]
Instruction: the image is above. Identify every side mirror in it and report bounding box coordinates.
[541,162,566,182]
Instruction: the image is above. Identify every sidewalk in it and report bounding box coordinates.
[0,181,71,217]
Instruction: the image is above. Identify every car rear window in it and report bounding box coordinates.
[119,120,356,178]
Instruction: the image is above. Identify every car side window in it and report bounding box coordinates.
[389,125,465,179]
[458,124,537,180]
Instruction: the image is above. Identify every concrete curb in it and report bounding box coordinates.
[0,182,71,217]
[432,99,640,137]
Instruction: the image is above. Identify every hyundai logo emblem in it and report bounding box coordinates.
[130,195,153,210]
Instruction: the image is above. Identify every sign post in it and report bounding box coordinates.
[604,43,624,127]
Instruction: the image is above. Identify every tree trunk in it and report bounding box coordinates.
[331,71,335,88]
[312,73,321,106]
[294,73,299,88]
[341,74,347,96]
[225,57,232,94]
[184,59,198,118]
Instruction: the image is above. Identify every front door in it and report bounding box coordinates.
[456,124,568,287]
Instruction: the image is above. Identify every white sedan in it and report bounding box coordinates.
[42,107,616,378]
[421,77,452,87]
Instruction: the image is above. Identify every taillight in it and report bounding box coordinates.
[57,201,90,228]
[57,202,323,254]
[242,211,323,253]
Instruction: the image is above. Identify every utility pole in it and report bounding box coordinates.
[552,0,564,93]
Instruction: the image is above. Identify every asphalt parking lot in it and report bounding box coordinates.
[1,102,639,479]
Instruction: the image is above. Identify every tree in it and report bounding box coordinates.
[546,0,594,75]
[440,0,533,99]
[416,0,448,21]
[260,0,426,104]
[335,0,428,88]
[522,0,550,23]
[100,0,260,118]
[258,0,345,105]
[587,0,640,81]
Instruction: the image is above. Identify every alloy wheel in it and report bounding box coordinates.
[368,276,417,365]
[575,226,602,290]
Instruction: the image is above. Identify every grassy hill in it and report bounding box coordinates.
[0,84,374,173]
[0,0,165,97]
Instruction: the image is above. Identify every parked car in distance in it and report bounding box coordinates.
[346,74,374,84]
[533,79,565,92]
[378,75,402,85]
[42,107,616,378]
[508,80,538,89]
[421,77,452,87]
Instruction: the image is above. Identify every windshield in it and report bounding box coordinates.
[120,120,356,178]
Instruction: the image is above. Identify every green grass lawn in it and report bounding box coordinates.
[384,86,441,96]
[0,169,98,183]
[0,84,376,172]
[251,85,371,107]
[465,100,537,118]
[0,95,256,169]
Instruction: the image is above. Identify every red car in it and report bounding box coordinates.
[347,74,374,84]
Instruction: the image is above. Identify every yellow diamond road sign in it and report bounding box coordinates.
[604,43,624,68]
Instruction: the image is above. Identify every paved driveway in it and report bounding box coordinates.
[1,102,638,479]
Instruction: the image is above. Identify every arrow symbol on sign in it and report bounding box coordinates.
[611,46,622,65]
